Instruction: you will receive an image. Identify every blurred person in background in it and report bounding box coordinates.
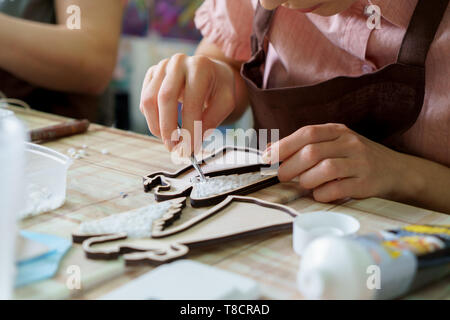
[0,0,124,121]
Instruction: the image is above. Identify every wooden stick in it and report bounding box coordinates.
[29,119,90,143]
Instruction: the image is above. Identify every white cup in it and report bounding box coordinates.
[0,113,26,299]
[293,211,360,256]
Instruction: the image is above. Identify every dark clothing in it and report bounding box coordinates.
[0,0,99,121]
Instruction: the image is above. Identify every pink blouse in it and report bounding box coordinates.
[195,0,450,167]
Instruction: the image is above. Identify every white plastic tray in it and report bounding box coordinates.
[0,108,14,119]
[20,143,72,219]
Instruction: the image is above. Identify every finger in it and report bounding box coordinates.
[262,123,347,164]
[202,86,234,141]
[280,0,324,10]
[140,68,155,111]
[181,56,212,156]
[312,177,362,203]
[259,0,285,10]
[277,138,349,182]
[158,54,187,150]
[140,59,169,137]
[140,66,156,132]
[260,1,325,10]
[201,71,235,148]
[298,158,356,190]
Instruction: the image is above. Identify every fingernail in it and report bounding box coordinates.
[171,143,190,165]
[174,142,183,158]
[171,140,188,158]
[261,147,271,164]
[164,139,176,151]
[180,141,189,158]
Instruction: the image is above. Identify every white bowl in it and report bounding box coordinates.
[293,211,360,256]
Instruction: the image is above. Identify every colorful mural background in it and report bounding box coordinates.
[122,0,203,40]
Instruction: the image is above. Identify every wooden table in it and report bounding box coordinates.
[11,106,450,300]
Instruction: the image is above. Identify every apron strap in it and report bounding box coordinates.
[251,3,276,56]
[398,0,449,66]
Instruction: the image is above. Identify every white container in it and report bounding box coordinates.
[297,236,375,300]
[293,211,360,256]
[20,143,72,219]
[297,226,450,300]
[0,111,26,300]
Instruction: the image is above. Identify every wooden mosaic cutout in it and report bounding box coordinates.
[143,146,279,207]
[74,196,299,266]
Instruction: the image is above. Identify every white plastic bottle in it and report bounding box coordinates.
[0,109,27,300]
[297,236,377,300]
[297,226,449,300]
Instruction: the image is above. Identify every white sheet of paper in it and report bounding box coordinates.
[100,260,260,300]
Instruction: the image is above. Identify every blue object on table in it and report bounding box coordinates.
[15,231,72,288]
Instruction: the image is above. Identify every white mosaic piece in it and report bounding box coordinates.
[20,183,65,219]
[191,172,266,199]
[79,200,176,238]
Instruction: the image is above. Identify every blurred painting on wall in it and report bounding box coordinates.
[121,0,203,40]
[150,0,203,41]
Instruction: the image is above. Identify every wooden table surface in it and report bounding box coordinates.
[11,106,450,300]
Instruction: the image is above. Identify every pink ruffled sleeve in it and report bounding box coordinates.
[194,0,255,61]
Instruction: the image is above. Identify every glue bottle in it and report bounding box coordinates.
[297,225,450,300]
[0,109,27,300]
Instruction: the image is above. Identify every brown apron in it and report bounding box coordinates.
[241,0,449,145]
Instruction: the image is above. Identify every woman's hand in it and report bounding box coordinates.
[262,123,413,203]
[140,53,236,155]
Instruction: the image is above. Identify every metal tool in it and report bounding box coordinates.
[190,153,207,182]
[176,124,207,182]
